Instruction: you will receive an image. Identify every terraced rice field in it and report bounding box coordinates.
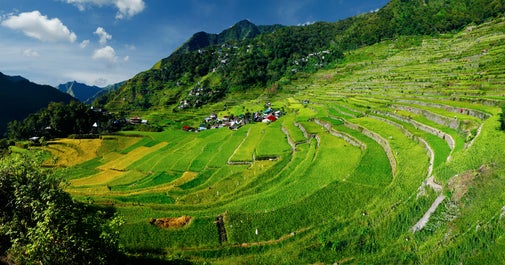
[54,18,505,264]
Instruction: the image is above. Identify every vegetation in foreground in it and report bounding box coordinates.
[2,1,505,264]
[0,154,122,265]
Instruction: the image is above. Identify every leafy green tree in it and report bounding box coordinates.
[0,154,123,265]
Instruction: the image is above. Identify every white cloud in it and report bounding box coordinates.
[125,44,136,50]
[63,0,145,19]
[80,39,90,48]
[94,27,112,45]
[23,48,40,57]
[115,0,145,19]
[123,55,129,62]
[92,45,118,64]
[1,11,77,42]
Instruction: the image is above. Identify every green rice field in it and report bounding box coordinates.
[49,17,505,264]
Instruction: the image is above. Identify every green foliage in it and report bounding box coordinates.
[7,101,124,140]
[15,3,505,264]
[99,22,345,112]
[0,154,123,265]
[97,0,505,115]
[0,72,75,136]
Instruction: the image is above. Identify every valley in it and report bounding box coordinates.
[36,17,505,264]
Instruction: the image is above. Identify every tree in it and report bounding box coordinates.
[0,154,123,265]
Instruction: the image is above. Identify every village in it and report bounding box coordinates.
[182,102,284,132]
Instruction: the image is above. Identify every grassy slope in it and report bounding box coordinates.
[45,17,505,264]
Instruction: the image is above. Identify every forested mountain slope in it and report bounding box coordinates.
[95,0,505,115]
[0,72,74,136]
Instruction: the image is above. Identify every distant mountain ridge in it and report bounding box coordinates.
[58,81,102,103]
[0,72,75,136]
[173,19,284,54]
[58,80,124,104]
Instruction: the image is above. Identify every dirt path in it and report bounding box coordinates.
[227,127,252,165]
[412,194,445,232]
[426,176,443,192]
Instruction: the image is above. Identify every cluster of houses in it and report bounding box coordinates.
[178,86,225,110]
[129,116,148,125]
[291,50,332,73]
[182,103,283,132]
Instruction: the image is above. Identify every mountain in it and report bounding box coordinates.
[96,0,505,114]
[173,19,283,54]
[58,80,125,104]
[45,15,505,264]
[58,81,103,103]
[0,72,75,136]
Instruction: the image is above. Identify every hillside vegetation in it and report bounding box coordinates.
[0,72,74,137]
[36,14,505,264]
[95,0,505,116]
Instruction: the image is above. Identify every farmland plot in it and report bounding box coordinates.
[54,17,505,264]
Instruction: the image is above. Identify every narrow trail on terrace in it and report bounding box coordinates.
[227,127,251,165]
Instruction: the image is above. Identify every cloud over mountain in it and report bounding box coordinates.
[1,11,77,42]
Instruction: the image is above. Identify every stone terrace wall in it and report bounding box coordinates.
[393,105,460,130]
[342,120,397,177]
[281,126,297,151]
[314,119,366,150]
[372,110,455,151]
[370,115,434,178]
[397,99,491,120]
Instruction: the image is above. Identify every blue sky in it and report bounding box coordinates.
[0,0,389,87]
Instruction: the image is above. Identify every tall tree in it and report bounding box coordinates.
[0,154,123,265]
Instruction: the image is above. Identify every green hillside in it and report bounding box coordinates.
[172,19,284,55]
[4,0,505,263]
[36,14,505,264]
[0,72,75,137]
[95,0,505,117]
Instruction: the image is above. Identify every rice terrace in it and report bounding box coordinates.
[28,17,505,264]
[2,1,505,264]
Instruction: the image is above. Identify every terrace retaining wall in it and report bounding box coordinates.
[370,115,434,179]
[396,99,491,120]
[313,119,366,150]
[294,122,311,139]
[393,105,460,130]
[342,120,397,177]
[281,126,297,151]
[372,110,455,151]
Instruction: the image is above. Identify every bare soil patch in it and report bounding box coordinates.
[448,164,488,203]
[149,216,192,229]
